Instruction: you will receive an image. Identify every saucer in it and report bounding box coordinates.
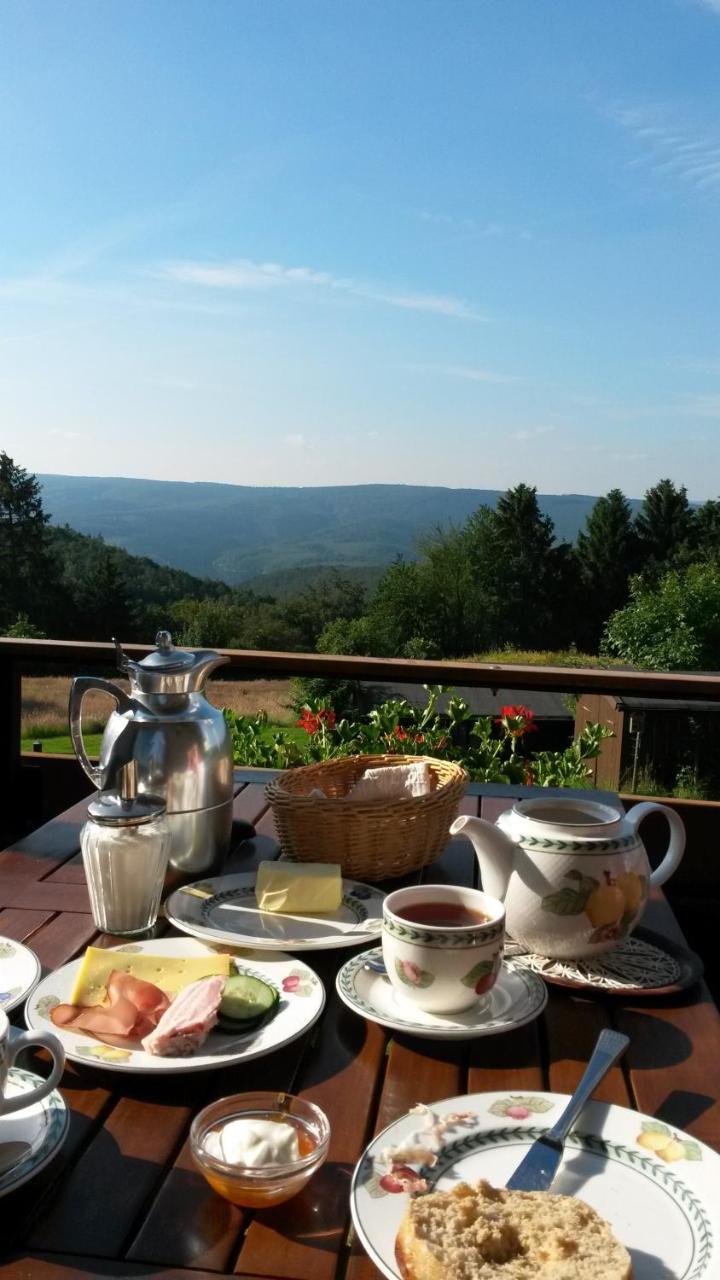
[335,949,547,1039]
[0,937,42,1014]
[0,1068,68,1198]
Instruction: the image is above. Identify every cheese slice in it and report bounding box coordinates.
[69,947,231,1007]
[256,861,342,914]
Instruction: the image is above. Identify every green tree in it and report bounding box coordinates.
[635,478,695,569]
[603,562,720,670]
[467,485,576,648]
[0,452,51,629]
[695,499,720,558]
[283,570,366,649]
[576,489,639,645]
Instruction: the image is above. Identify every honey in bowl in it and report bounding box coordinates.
[190,1093,330,1209]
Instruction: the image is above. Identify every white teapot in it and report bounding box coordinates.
[450,797,685,959]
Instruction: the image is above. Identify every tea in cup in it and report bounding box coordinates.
[0,1008,65,1117]
[381,885,505,1014]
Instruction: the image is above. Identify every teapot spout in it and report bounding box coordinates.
[449,815,515,902]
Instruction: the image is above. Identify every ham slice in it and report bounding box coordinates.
[141,975,225,1057]
[51,971,171,1042]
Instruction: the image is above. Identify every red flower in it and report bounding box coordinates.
[414,733,425,745]
[393,725,408,741]
[296,709,321,735]
[296,706,336,735]
[495,705,538,738]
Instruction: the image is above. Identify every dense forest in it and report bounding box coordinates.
[2,451,720,673]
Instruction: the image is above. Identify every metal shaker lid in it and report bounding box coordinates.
[88,761,167,827]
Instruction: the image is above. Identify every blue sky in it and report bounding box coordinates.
[1,0,719,498]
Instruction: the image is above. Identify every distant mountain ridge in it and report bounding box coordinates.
[39,475,642,586]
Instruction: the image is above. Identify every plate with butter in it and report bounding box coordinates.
[165,865,386,951]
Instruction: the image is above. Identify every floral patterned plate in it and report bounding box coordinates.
[0,1067,68,1198]
[165,872,385,951]
[25,937,324,1074]
[0,937,42,1015]
[336,949,547,1039]
[351,1092,720,1280]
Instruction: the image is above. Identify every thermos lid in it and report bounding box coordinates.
[88,761,168,827]
[113,630,228,694]
[137,630,196,673]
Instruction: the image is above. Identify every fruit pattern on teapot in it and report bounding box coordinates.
[540,868,647,946]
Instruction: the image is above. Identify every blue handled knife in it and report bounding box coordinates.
[506,1028,630,1192]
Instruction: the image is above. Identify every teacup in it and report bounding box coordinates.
[381,884,505,1014]
[0,1008,65,1117]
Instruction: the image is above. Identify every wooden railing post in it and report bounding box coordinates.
[574,693,625,790]
[0,649,22,833]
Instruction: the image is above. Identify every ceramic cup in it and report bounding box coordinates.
[381,884,505,1014]
[0,1008,65,1117]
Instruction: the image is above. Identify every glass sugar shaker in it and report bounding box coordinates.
[81,761,171,936]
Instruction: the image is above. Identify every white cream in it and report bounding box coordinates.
[204,1117,300,1167]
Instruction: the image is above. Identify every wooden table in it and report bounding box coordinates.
[2,772,720,1280]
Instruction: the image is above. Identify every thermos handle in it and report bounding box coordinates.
[626,801,686,888]
[69,676,134,789]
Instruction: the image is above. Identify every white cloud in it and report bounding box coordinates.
[159,258,481,321]
[607,102,720,192]
[692,0,720,12]
[283,432,307,448]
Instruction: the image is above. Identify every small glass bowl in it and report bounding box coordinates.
[189,1091,331,1208]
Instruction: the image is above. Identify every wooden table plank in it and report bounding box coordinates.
[0,907,54,943]
[233,971,388,1280]
[0,799,89,881]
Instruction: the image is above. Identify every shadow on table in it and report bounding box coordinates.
[614,1009,692,1069]
[655,1088,716,1132]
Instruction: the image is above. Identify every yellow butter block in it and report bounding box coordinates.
[256,861,342,914]
[69,946,231,1006]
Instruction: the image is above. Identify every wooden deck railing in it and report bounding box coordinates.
[3,635,720,835]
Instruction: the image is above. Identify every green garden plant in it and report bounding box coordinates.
[224,685,612,787]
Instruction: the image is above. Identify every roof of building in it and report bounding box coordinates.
[361,682,572,720]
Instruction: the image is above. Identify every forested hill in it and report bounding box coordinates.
[38,475,635,584]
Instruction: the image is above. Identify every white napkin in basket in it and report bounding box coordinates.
[348,761,432,800]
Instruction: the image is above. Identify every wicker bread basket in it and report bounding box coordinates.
[265,754,468,881]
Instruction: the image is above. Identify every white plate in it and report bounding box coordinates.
[0,1067,68,1198]
[25,937,324,1074]
[351,1091,720,1280]
[0,937,42,1014]
[336,950,547,1039]
[165,872,385,952]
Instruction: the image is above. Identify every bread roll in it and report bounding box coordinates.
[395,1180,632,1279]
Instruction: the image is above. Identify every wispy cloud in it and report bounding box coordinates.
[691,0,720,13]
[158,258,482,321]
[283,432,307,448]
[510,425,556,441]
[417,211,532,240]
[409,363,520,384]
[607,102,720,191]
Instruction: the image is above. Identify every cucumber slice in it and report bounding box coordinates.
[217,973,279,1032]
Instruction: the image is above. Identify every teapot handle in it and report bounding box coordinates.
[69,676,133,789]
[625,801,686,888]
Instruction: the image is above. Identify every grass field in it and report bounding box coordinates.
[21,675,297,754]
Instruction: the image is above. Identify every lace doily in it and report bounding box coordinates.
[506,934,682,991]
